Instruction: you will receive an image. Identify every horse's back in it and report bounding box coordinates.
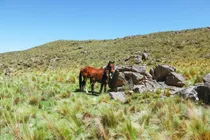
[80,66,103,80]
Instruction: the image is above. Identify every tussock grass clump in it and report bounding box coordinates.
[123,120,138,140]
[100,107,119,128]
[29,96,39,105]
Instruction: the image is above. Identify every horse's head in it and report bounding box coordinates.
[107,61,115,73]
[104,61,115,79]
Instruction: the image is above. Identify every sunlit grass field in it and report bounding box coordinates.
[1,64,210,140]
[1,27,210,139]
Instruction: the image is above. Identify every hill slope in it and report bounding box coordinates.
[0,27,210,73]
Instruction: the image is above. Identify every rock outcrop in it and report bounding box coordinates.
[109,64,185,102]
[109,65,210,104]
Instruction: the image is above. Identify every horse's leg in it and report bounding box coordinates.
[104,82,107,93]
[99,83,103,94]
[90,78,95,94]
[83,76,88,93]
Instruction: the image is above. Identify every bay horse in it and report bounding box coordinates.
[79,61,115,94]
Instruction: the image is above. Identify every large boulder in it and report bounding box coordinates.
[165,72,185,87]
[109,71,126,90]
[153,65,176,81]
[177,86,210,104]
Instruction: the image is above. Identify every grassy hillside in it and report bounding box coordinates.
[0,27,210,73]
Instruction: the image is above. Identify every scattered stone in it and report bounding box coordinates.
[81,50,88,54]
[109,92,126,103]
[124,56,131,61]
[77,46,84,49]
[142,53,148,61]
[3,66,15,76]
[116,87,124,92]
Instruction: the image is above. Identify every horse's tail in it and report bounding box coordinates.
[79,71,82,90]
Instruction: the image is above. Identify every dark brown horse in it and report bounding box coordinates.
[79,61,115,94]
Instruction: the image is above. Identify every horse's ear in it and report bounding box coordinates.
[108,61,115,64]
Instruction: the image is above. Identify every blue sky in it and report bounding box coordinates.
[0,0,209,53]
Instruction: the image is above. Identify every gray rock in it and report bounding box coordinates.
[124,56,131,62]
[4,67,14,76]
[176,86,199,101]
[165,72,185,87]
[124,71,144,85]
[153,65,176,81]
[149,68,154,79]
[81,50,88,54]
[195,83,204,86]
[109,92,126,103]
[133,80,184,94]
[131,65,147,73]
[134,57,142,64]
[203,73,210,83]
[133,85,147,93]
[142,53,148,61]
[117,65,147,73]
[203,73,210,88]
[116,87,124,92]
[109,71,126,90]
[142,71,153,80]
[132,80,161,93]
